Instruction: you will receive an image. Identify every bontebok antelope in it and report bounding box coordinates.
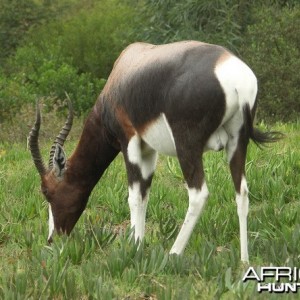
[29,41,280,262]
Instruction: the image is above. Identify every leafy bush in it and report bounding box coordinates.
[0,0,76,63]
[1,0,299,123]
[241,4,300,122]
[0,72,34,122]
[2,50,106,117]
[0,0,42,63]
[17,0,136,79]
[0,0,136,120]
[26,60,106,113]
[58,0,136,78]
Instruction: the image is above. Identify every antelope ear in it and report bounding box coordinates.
[53,144,67,178]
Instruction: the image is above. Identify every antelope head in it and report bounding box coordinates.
[29,99,85,243]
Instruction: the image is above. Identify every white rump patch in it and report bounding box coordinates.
[214,55,257,125]
[142,113,177,156]
[48,205,55,242]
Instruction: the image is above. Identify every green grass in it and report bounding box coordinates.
[0,122,299,299]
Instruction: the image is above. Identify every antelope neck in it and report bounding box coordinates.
[66,108,120,190]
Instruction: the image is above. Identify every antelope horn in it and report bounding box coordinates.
[48,93,74,169]
[29,101,47,176]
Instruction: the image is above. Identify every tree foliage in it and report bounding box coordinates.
[132,0,254,51]
[240,3,300,122]
[0,0,136,118]
[0,0,75,64]
[0,0,299,122]
[0,0,41,62]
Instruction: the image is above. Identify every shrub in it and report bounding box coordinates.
[58,0,136,78]
[27,60,106,113]
[241,4,300,122]
[0,0,42,63]
[0,0,75,63]
[1,0,136,120]
[18,0,136,79]
[0,72,34,122]
[2,47,106,116]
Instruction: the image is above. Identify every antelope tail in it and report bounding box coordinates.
[243,104,284,146]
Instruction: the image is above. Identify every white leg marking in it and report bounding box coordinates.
[48,205,55,242]
[141,150,158,180]
[170,182,209,255]
[127,135,141,165]
[127,135,158,180]
[214,55,257,124]
[236,176,249,262]
[128,182,149,242]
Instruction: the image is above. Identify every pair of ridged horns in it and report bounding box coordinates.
[28,96,73,176]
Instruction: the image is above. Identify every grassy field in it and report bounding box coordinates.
[0,121,299,299]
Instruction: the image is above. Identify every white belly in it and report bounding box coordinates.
[141,114,229,156]
[142,113,177,156]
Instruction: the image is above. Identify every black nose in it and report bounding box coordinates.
[47,236,53,244]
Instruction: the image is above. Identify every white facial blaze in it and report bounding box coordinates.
[48,205,55,242]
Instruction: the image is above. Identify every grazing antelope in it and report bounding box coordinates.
[29,41,280,262]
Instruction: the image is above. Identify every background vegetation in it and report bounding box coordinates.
[0,0,299,298]
[0,0,299,124]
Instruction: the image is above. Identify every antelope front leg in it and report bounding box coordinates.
[124,136,157,244]
[128,182,150,242]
